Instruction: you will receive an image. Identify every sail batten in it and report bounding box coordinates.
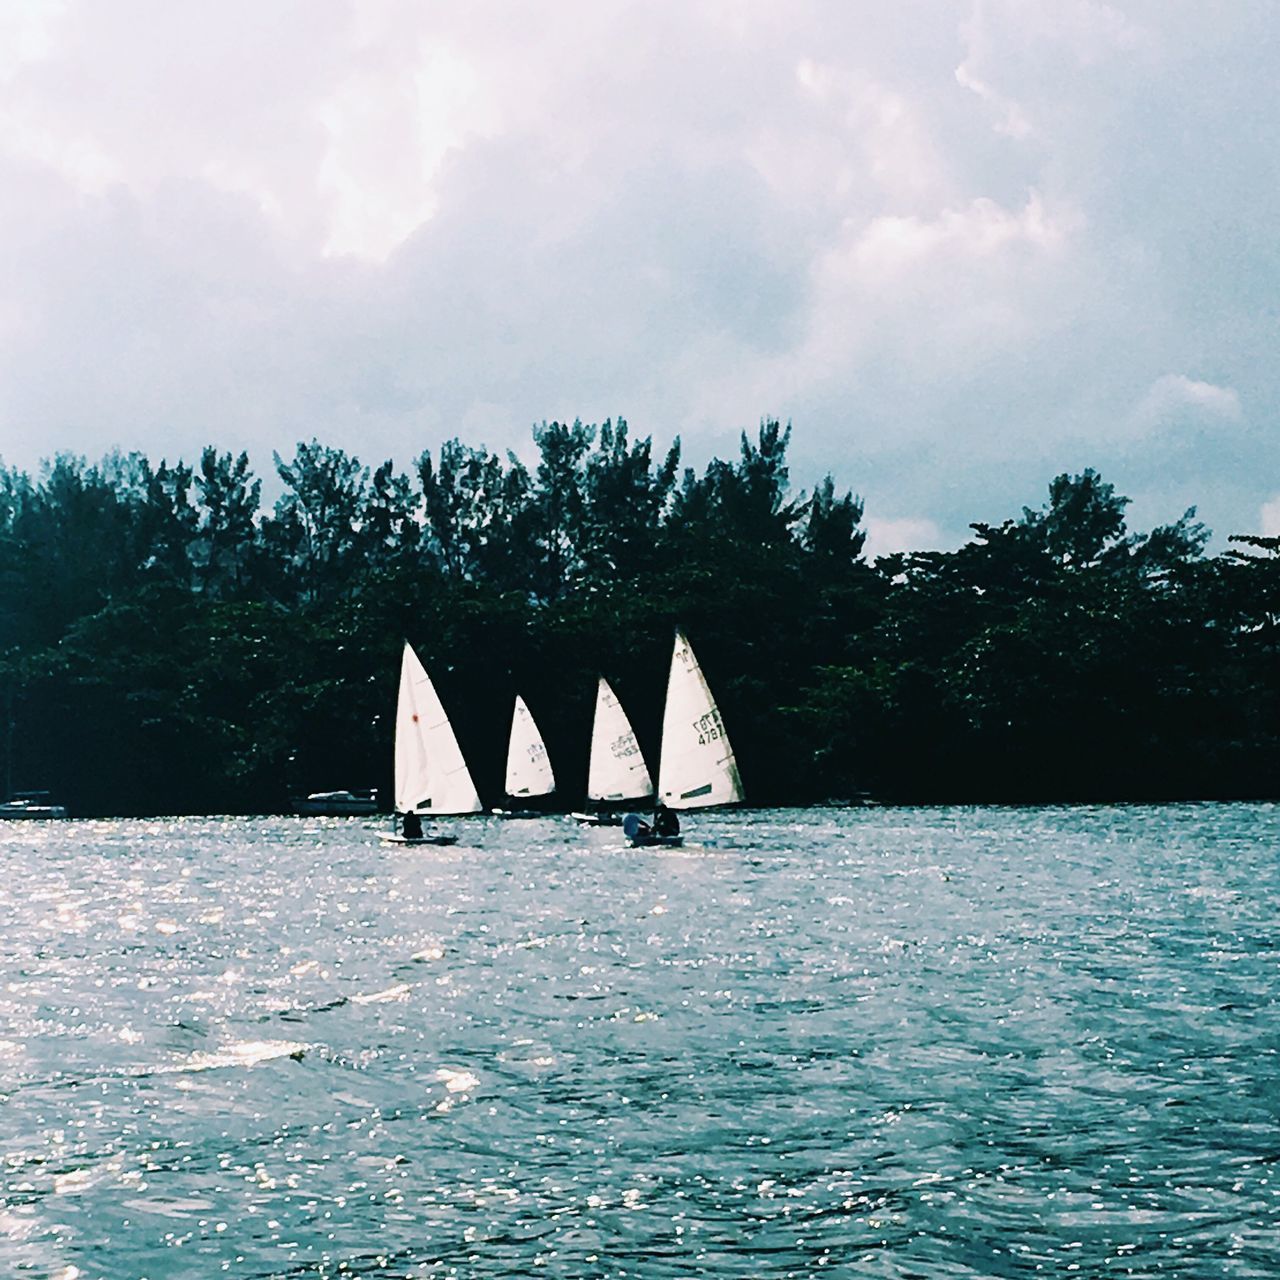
[505,695,556,798]
[394,643,482,815]
[586,677,653,804]
[657,630,744,810]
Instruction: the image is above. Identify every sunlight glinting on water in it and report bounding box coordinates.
[0,806,1276,1277]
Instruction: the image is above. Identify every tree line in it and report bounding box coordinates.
[0,418,1276,814]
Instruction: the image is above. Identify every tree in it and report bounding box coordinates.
[193,449,260,598]
[0,465,32,650]
[670,418,804,550]
[1134,508,1210,575]
[417,439,532,587]
[135,458,198,586]
[0,428,1273,812]
[529,419,595,600]
[579,418,680,584]
[804,474,866,563]
[1021,468,1132,568]
[12,454,142,643]
[358,459,420,583]
[268,441,370,602]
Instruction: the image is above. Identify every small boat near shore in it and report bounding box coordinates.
[0,791,68,819]
[291,788,379,816]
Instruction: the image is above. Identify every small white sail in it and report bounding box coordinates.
[394,642,482,815]
[504,695,556,798]
[587,677,653,803]
[657,629,744,810]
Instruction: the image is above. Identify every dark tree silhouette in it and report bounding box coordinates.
[0,424,1275,814]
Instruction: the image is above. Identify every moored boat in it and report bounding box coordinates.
[292,788,378,816]
[0,790,68,819]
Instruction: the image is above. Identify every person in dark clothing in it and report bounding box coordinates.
[652,803,680,838]
[402,810,424,840]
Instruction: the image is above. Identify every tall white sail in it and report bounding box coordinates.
[504,695,556,798]
[395,642,483,815]
[587,677,653,803]
[657,630,744,810]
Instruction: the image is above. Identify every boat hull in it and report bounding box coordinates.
[378,832,458,846]
[294,793,378,814]
[0,803,68,819]
[292,791,379,816]
[571,811,625,826]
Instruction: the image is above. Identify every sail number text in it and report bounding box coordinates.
[693,709,724,745]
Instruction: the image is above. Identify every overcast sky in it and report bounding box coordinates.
[0,0,1276,553]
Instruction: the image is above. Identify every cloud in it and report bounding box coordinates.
[847,189,1071,279]
[1261,496,1280,539]
[0,0,1276,554]
[956,0,1154,142]
[316,36,503,261]
[863,515,945,559]
[0,0,64,84]
[1132,374,1243,431]
[953,59,1033,141]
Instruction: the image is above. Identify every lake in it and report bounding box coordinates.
[1,805,1277,1278]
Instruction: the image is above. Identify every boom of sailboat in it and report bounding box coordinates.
[384,628,743,838]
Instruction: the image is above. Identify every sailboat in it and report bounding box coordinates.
[626,629,744,846]
[495,695,556,816]
[572,677,653,825]
[383,641,481,844]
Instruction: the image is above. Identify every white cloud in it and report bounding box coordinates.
[697,186,1082,433]
[1261,496,1280,539]
[863,515,944,560]
[0,104,121,193]
[953,60,1033,140]
[0,0,64,84]
[316,40,500,261]
[1132,374,1243,430]
[0,0,1275,550]
[848,190,1071,280]
[957,0,1154,144]
[793,58,953,208]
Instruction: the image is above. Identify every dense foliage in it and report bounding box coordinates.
[1,420,1276,814]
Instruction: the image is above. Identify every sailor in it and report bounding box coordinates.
[652,802,680,838]
[402,810,424,840]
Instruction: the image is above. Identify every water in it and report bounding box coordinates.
[1,805,1277,1278]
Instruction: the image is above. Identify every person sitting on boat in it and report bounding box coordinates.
[652,803,680,838]
[402,810,424,840]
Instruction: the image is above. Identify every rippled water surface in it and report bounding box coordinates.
[2,805,1278,1277]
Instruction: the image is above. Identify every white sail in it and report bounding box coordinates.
[657,630,744,810]
[394,642,483,815]
[504,695,556,798]
[587,677,653,803]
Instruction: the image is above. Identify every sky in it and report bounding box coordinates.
[0,0,1277,554]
